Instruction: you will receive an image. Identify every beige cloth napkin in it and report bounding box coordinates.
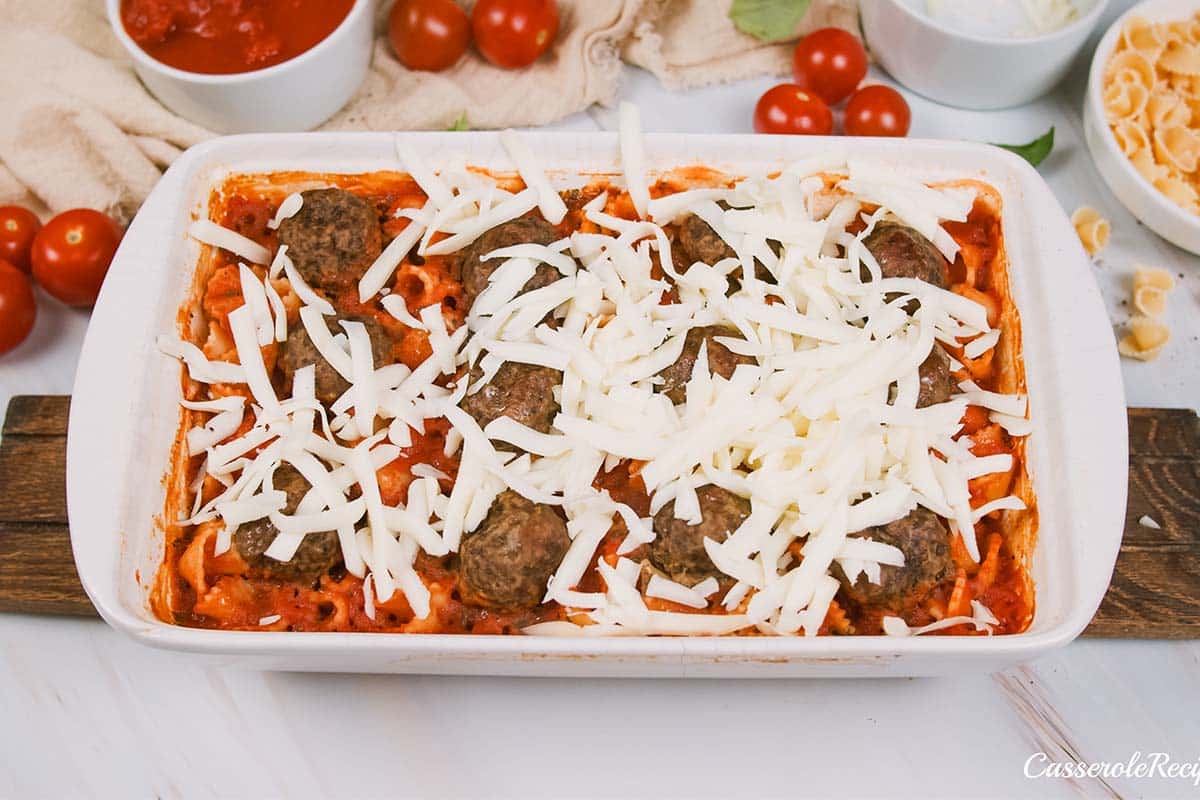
[0,0,857,221]
[625,0,859,89]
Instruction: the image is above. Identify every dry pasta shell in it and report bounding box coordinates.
[1070,206,1111,256]
[1123,16,1166,59]
[1148,89,1192,128]
[1112,118,1151,156]
[1129,314,1171,350]
[1151,124,1200,172]
[1133,265,1176,291]
[1130,147,1169,184]
[1133,285,1169,316]
[1153,173,1200,212]
[1104,79,1150,122]
[1118,334,1164,361]
[1106,50,1157,88]
[1159,39,1200,76]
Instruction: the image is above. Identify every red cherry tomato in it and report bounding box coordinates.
[0,259,36,356]
[0,206,41,274]
[472,0,559,69]
[30,209,123,307]
[844,85,912,137]
[754,84,834,136]
[388,0,471,72]
[792,27,868,106]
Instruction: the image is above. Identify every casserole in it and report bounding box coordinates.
[68,132,1126,677]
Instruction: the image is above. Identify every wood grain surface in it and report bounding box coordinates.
[1,396,1197,637]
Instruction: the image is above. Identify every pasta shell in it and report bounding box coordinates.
[1130,147,1169,184]
[1133,285,1169,316]
[1112,118,1151,156]
[1104,79,1150,122]
[1153,173,1200,212]
[1159,39,1200,76]
[1151,124,1200,172]
[1107,50,1157,88]
[1129,315,1171,350]
[1123,16,1166,60]
[1148,89,1191,128]
[1133,265,1176,292]
[1118,334,1164,361]
[1070,206,1111,256]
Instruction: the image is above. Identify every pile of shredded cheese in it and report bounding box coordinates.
[163,103,1030,637]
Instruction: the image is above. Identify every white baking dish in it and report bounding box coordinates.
[67,132,1127,677]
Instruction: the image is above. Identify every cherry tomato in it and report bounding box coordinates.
[753,84,834,136]
[792,27,868,106]
[0,260,36,356]
[30,209,123,307]
[472,0,559,69]
[388,0,471,72]
[0,206,41,274]
[844,85,912,137]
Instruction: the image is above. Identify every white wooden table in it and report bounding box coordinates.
[2,2,1198,796]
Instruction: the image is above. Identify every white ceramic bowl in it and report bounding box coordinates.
[67,132,1127,678]
[1084,0,1200,254]
[862,0,1109,110]
[105,0,373,134]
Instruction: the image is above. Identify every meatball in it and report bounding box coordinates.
[457,216,562,306]
[458,490,570,609]
[460,361,561,437]
[678,213,737,265]
[276,188,383,292]
[862,221,947,288]
[832,507,953,612]
[656,325,756,404]
[676,213,775,288]
[233,463,342,583]
[649,485,750,584]
[916,345,956,408]
[278,315,392,407]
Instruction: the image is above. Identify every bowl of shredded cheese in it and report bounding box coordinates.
[1084,0,1200,254]
[863,0,1109,109]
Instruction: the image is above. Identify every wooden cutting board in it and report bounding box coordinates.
[1,395,1197,637]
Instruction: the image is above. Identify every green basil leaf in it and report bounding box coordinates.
[729,0,812,43]
[447,113,470,132]
[993,127,1055,167]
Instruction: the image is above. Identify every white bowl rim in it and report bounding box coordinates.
[104,0,372,85]
[1085,0,1200,238]
[876,0,1109,47]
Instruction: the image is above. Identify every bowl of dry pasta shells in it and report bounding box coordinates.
[1085,0,1200,254]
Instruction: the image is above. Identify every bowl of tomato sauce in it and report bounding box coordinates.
[107,0,374,133]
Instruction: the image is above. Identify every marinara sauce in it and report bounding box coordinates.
[121,0,355,75]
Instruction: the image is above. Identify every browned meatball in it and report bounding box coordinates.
[917,345,956,408]
[233,463,342,584]
[678,214,737,265]
[460,361,561,438]
[832,507,953,612]
[278,315,392,407]
[458,216,562,306]
[458,490,570,609]
[656,326,756,404]
[277,188,382,292]
[862,221,947,288]
[649,485,750,584]
[676,213,775,288]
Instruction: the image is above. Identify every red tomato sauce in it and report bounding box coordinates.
[121,0,355,75]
